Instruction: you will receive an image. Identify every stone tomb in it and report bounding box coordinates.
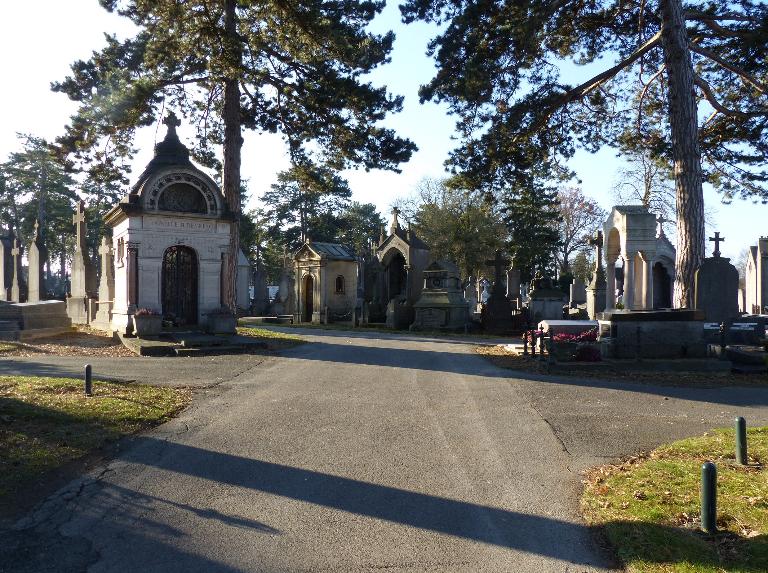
[293,241,358,324]
[104,114,250,334]
[586,230,607,319]
[569,278,587,307]
[376,208,431,329]
[528,274,567,322]
[597,309,707,359]
[411,260,468,331]
[67,201,97,324]
[745,237,768,315]
[694,232,740,324]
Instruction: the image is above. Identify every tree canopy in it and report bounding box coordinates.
[402,0,768,306]
[53,0,416,308]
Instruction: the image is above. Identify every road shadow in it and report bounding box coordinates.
[280,338,768,407]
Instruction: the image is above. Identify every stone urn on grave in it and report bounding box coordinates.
[133,308,163,337]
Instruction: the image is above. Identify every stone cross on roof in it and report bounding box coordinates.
[486,249,510,296]
[588,229,603,260]
[73,201,87,253]
[11,238,20,257]
[163,111,182,132]
[390,207,401,234]
[709,231,725,258]
[657,214,671,237]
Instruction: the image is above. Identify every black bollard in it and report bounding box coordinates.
[523,332,529,356]
[538,331,546,362]
[530,332,536,357]
[84,364,93,397]
[735,417,747,465]
[701,462,717,534]
[719,322,727,359]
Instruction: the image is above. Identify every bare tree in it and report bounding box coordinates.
[556,187,607,274]
[614,151,676,234]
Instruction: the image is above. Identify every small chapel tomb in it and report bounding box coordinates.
[293,241,358,324]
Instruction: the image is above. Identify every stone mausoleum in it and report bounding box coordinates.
[104,114,249,334]
[293,241,358,323]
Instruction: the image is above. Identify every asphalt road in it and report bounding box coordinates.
[3,328,768,572]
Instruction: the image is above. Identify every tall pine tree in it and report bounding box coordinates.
[52,0,415,310]
[402,0,768,307]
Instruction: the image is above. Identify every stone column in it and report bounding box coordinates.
[605,259,616,309]
[506,266,521,307]
[93,236,115,330]
[10,239,21,303]
[644,256,654,310]
[624,253,636,309]
[0,239,9,301]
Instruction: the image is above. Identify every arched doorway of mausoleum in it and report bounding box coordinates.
[303,273,314,322]
[162,245,199,326]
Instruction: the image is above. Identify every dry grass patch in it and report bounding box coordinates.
[0,376,190,501]
[582,427,768,572]
[3,330,135,358]
[236,326,306,350]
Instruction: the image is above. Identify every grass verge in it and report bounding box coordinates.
[236,326,306,350]
[0,376,190,501]
[582,427,768,572]
[0,342,16,353]
[268,321,503,339]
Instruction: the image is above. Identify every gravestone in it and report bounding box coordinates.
[0,235,10,301]
[27,221,47,303]
[67,201,97,324]
[93,236,115,331]
[464,276,478,313]
[586,230,606,319]
[569,278,587,307]
[411,260,468,331]
[480,279,491,304]
[481,250,515,333]
[694,232,739,324]
[506,263,521,309]
[10,239,22,303]
[529,271,567,321]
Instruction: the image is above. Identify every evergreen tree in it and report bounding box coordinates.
[262,161,352,249]
[501,177,561,283]
[401,0,768,307]
[338,202,385,255]
[52,0,415,310]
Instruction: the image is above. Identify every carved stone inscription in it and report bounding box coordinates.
[143,217,217,233]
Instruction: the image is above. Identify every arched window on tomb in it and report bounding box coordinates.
[158,183,208,214]
[335,275,345,294]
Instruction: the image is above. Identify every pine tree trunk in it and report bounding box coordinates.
[659,0,705,308]
[221,0,242,312]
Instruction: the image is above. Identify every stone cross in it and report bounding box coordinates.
[10,238,21,302]
[656,214,671,237]
[73,200,87,253]
[390,207,401,234]
[588,230,603,264]
[486,249,510,297]
[28,220,48,302]
[163,111,182,132]
[709,232,725,258]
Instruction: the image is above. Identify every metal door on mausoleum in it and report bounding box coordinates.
[162,245,198,326]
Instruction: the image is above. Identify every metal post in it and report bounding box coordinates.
[735,417,747,465]
[719,322,727,359]
[701,462,717,534]
[530,331,536,357]
[547,333,556,365]
[84,364,93,397]
[538,331,546,362]
[523,331,529,356]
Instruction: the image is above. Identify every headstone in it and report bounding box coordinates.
[27,221,48,303]
[481,250,515,333]
[480,279,491,304]
[10,239,22,303]
[464,276,478,312]
[586,230,607,319]
[93,236,115,331]
[569,278,587,307]
[528,271,567,321]
[411,261,468,331]
[67,201,97,324]
[694,232,739,324]
[506,263,521,308]
[0,236,10,301]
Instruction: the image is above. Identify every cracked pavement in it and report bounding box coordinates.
[2,327,768,572]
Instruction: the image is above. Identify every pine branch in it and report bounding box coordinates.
[637,64,666,132]
[527,32,662,135]
[689,44,768,93]
[694,74,768,118]
[684,11,755,23]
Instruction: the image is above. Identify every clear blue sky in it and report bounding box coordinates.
[1,0,765,259]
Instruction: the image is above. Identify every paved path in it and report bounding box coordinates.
[3,328,768,572]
